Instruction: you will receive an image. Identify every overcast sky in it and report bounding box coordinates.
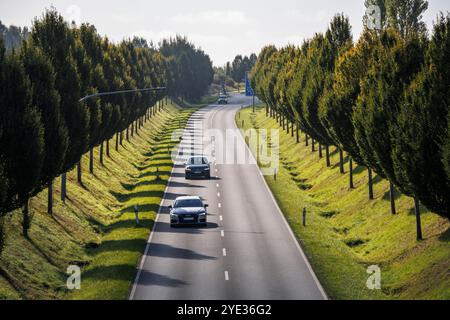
[1,0,449,66]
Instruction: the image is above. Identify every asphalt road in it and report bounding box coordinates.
[130,94,327,300]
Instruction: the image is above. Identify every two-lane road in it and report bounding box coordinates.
[130,94,327,300]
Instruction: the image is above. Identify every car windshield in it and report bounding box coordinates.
[174,199,203,208]
[188,157,208,165]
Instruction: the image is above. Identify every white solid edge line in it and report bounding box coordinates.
[224,271,230,281]
[129,110,197,300]
[219,215,223,221]
[129,168,170,300]
[221,230,225,237]
[234,107,329,300]
[223,248,227,256]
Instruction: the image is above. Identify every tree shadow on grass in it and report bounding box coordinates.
[438,227,450,242]
[382,186,402,202]
[139,170,172,179]
[81,264,138,282]
[120,179,168,191]
[372,174,384,185]
[101,218,153,233]
[111,190,165,203]
[121,203,161,214]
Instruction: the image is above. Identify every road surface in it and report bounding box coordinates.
[130,94,327,300]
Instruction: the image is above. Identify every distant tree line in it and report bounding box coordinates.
[0,20,29,51]
[250,1,449,240]
[160,36,214,101]
[0,9,213,239]
[226,53,257,83]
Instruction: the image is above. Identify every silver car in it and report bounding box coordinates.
[169,196,209,227]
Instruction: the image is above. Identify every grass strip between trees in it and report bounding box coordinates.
[0,101,199,300]
[237,105,449,300]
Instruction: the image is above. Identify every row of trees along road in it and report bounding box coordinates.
[0,9,214,240]
[250,2,449,240]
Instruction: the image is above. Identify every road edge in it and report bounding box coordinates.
[234,105,329,300]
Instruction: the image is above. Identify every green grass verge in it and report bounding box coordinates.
[0,102,198,300]
[236,105,450,300]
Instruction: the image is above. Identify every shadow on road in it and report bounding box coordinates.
[136,270,189,288]
[147,242,217,260]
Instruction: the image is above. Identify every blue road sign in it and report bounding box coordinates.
[245,71,254,97]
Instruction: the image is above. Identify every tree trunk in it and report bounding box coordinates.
[115,132,119,151]
[368,168,374,200]
[305,134,309,146]
[131,122,134,137]
[77,161,82,185]
[61,173,66,202]
[126,127,129,141]
[311,138,315,152]
[319,143,323,158]
[266,105,269,117]
[291,122,294,137]
[389,181,396,215]
[349,157,354,188]
[296,124,299,143]
[106,139,110,157]
[339,148,344,174]
[100,142,104,165]
[22,198,30,238]
[282,116,285,131]
[414,197,423,241]
[47,180,53,215]
[325,145,330,167]
[120,131,123,146]
[89,148,94,174]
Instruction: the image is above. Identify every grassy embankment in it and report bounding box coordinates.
[237,105,449,300]
[0,101,200,300]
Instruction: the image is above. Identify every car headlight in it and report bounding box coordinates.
[185,167,191,171]
[204,167,210,171]
[198,211,206,216]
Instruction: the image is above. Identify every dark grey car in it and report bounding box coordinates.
[185,156,211,179]
[169,196,208,227]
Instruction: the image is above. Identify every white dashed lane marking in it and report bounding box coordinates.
[222,248,227,256]
[224,271,230,281]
